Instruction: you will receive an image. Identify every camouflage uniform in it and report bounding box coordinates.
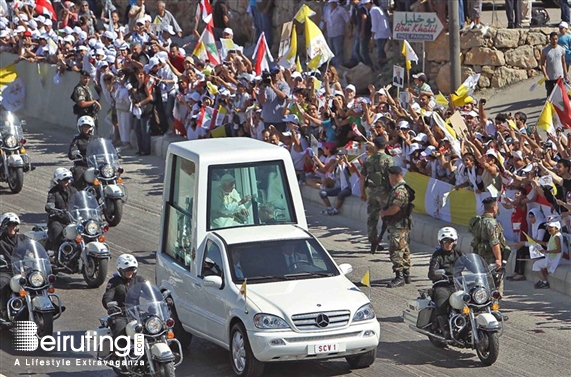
[361,152,394,244]
[71,83,99,129]
[473,213,510,295]
[386,181,411,273]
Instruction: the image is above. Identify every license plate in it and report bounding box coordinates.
[313,343,340,354]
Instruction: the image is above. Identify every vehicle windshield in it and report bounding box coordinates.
[0,112,24,141]
[86,138,120,170]
[208,161,296,230]
[227,238,339,283]
[453,253,495,292]
[68,191,102,222]
[12,238,52,278]
[125,281,170,322]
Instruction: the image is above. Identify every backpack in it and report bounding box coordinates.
[384,183,416,225]
[469,215,483,250]
[366,154,392,193]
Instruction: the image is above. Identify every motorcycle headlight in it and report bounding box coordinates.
[101,164,114,178]
[145,316,163,334]
[253,313,290,329]
[4,134,17,148]
[353,303,376,322]
[472,287,489,304]
[85,220,100,236]
[29,271,45,288]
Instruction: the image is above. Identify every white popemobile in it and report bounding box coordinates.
[155,138,380,377]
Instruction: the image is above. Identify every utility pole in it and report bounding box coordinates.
[448,0,461,92]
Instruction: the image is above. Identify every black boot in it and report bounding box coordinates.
[387,271,405,288]
[370,239,379,255]
[437,315,450,339]
[403,270,411,284]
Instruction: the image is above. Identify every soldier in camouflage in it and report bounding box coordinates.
[381,166,411,288]
[71,71,101,129]
[472,196,510,300]
[360,137,394,253]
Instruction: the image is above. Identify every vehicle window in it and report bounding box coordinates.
[207,161,296,230]
[228,238,339,282]
[162,156,196,268]
[201,240,223,278]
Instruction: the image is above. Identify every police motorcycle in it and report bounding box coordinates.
[0,111,33,193]
[80,137,127,227]
[0,239,63,337]
[89,281,183,377]
[27,191,111,288]
[403,253,504,366]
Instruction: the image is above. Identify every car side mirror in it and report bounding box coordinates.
[203,275,223,289]
[434,269,446,276]
[338,263,353,275]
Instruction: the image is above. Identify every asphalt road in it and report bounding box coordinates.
[1,118,571,377]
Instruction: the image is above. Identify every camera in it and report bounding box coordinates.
[261,70,271,85]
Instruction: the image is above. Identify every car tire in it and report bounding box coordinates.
[166,297,192,348]
[345,349,376,369]
[229,322,265,377]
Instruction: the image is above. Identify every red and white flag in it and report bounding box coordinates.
[194,20,220,65]
[36,0,56,19]
[199,0,213,23]
[549,78,571,128]
[351,123,367,141]
[252,32,273,76]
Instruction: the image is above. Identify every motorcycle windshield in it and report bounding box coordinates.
[68,191,102,222]
[0,112,24,141]
[125,281,170,323]
[86,138,120,169]
[453,253,496,292]
[11,239,52,278]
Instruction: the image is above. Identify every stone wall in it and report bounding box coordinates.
[426,27,556,94]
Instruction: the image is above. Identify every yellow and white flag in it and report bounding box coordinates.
[0,63,18,86]
[305,17,334,69]
[401,40,418,71]
[537,101,557,136]
[294,4,316,23]
[240,279,247,297]
[360,269,371,287]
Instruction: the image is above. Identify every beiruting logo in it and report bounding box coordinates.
[13,321,144,357]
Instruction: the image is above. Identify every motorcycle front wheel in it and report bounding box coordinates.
[8,166,24,193]
[476,330,500,365]
[155,362,176,377]
[82,257,109,288]
[105,198,123,227]
[34,312,54,338]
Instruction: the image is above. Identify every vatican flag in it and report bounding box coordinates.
[360,269,371,287]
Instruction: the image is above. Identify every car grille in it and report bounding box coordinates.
[285,331,361,343]
[291,310,351,331]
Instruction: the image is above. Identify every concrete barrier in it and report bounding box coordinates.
[0,52,111,131]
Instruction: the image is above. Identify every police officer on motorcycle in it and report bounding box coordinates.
[69,115,95,190]
[428,227,463,339]
[102,254,147,344]
[45,168,78,256]
[0,213,27,320]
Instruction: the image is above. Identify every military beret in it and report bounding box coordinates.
[482,197,497,205]
[388,166,403,175]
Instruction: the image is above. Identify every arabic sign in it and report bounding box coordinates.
[393,12,444,42]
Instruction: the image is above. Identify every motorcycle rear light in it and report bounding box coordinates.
[103,225,109,233]
[20,138,26,145]
[491,290,501,300]
[99,236,106,242]
[48,287,55,293]
[117,167,124,174]
[166,318,174,328]
[48,274,56,283]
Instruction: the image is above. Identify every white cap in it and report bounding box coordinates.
[162,25,175,35]
[78,31,87,41]
[412,72,426,79]
[291,71,302,80]
[397,120,411,129]
[461,110,478,118]
[15,25,26,33]
[144,15,152,23]
[334,90,344,97]
[63,35,75,43]
[73,26,83,34]
[560,21,569,29]
[44,19,52,27]
[407,143,422,156]
[189,92,201,102]
[345,84,356,92]
[282,114,300,125]
[412,133,428,143]
[136,18,145,25]
[0,30,10,38]
[421,145,437,157]
[223,27,233,36]
[95,49,106,56]
[97,60,109,69]
[19,13,29,21]
[103,30,116,39]
[156,51,169,62]
[148,57,160,68]
[119,43,129,50]
[77,45,89,51]
[62,26,73,35]
[27,20,38,29]
[372,113,385,124]
[359,0,371,4]
[547,220,561,230]
[106,55,116,63]
[511,150,523,160]
[485,149,498,159]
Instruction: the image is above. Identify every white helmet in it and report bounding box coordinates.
[53,167,73,184]
[77,115,95,133]
[117,254,138,277]
[437,227,458,243]
[1,212,20,227]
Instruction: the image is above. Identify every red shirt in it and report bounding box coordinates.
[169,54,185,74]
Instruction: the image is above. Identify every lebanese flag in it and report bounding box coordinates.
[252,32,273,76]
[550,78,571,128]
[199,0,213,23]
[36,0,57,20]
[195,20,220,65]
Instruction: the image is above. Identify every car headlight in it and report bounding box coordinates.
[29,271,45,288]
[253,313,290,329]
[101,164,114,178]
[85,220,100,236]
[4,134,17,148]
[145,316,163,334]
[472,287,489,304]
[353,303,376,322]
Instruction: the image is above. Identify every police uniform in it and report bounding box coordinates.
[361,151,393,247]
[45,184,78,253]
[71,82,98,123]
[0,232,28,317]
[386,179,411,279]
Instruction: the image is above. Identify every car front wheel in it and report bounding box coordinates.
[346,349,376,369]
[229,322,264,377]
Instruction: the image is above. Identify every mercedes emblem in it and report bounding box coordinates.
[315,313,330,328]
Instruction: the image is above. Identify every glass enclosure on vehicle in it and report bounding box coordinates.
[68,191,102,222]
[226,238,339,283]
[85,138,121,178]
[207,161,296,230]
[453,253,496,293]
[0,112,24,149]
[125,281,170,325]
[12,239,53,285]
